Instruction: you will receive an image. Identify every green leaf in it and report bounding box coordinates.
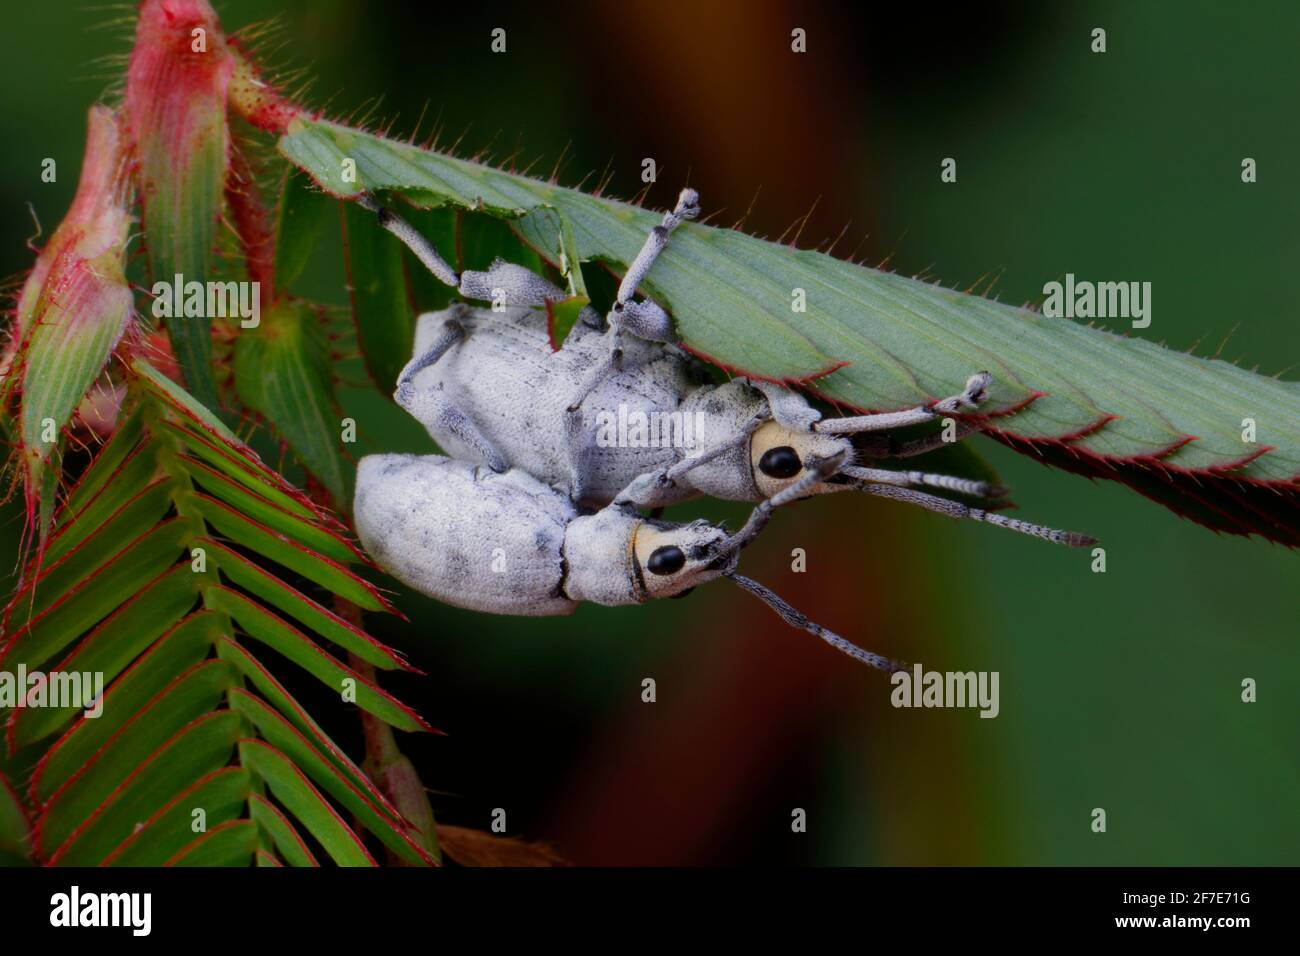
[46,442,165,566]
[230,689,432,865]
[206,540,410,670]
[9,566,200,749]
[165,819,260,867]
[207,587,428,732]
[32,612,221,802]
[280,118,1300,542]
[191,494,386,609]
[105,767,251,866]
[233,297,350,504]
[215,637,404,816]
[342,196,414,394]
[44,710,241,865]
[158,419,326,525]
[184,453,358,564]
[238,739,376,866]
[34,662,236,852]
[0,774,31,863]
[3,353,425,867]
[25,479,178,618]
[3,519,192,672]
[249,792,318,867]
[275,169,333,292]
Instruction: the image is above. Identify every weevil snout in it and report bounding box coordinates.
[750,420,852,498]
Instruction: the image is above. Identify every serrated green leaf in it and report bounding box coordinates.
[207,540,408,670]
[105,767,251,866]
[230,688,431,865]
[215,637,401,816]
[158,420,325,525]
[46,442,165,567]
[238,739,375,866]
[249,792,318,867]
[33,612,221,802]
[342,197,413,394]
[233,297,350,504]
[208,588,426,731]
[45,710,240,865]
[132,356,240,442]
[191,494,384,609]
[9,566,200,749]
[184,452,357,564]
[36,662,235,853]
[3,518,192,672]
[165,819,259,866]
[275,169,333,292]
[25,479,177,617]
[280,118,1300,540]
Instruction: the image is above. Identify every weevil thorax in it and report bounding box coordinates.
[676,382,853,500]
[563,511,729,606]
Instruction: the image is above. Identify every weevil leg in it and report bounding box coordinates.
[359,194,461,289]
[397,317,464,387]
[809,372,993,435]
[395,378,508,473]
[838,464,1006,499]
[565,340,624,412]
[855,420,981,460]
[610,187,699,337]
[856,483,1095,547]
[611,412,767,509]
[716,453,847,561]
[360,195,567,307]
[570,189,700,406]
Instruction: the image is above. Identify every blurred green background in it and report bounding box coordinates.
[1,0,1295,864]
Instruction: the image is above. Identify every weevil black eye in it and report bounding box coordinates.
[646,545,686,575]
[759,446,802,479]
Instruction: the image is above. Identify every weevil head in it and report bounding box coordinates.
[749,420,852,499]
[633,519,732,599]
[564,510,730,605]
[680,382,852,501]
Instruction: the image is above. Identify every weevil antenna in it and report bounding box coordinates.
[857,483,1096,547]
[839,464,1007,500]
[717,452,845,561]
[726,573,903,672]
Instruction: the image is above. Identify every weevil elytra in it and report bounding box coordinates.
[360,189,1095,548]
[353,451,901,671]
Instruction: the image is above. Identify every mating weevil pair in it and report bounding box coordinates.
[352,188,1095,671]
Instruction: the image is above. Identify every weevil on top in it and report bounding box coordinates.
[351,187,1096,668]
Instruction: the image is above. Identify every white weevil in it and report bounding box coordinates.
[353,450,902,671]
[359,189,1094,548]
